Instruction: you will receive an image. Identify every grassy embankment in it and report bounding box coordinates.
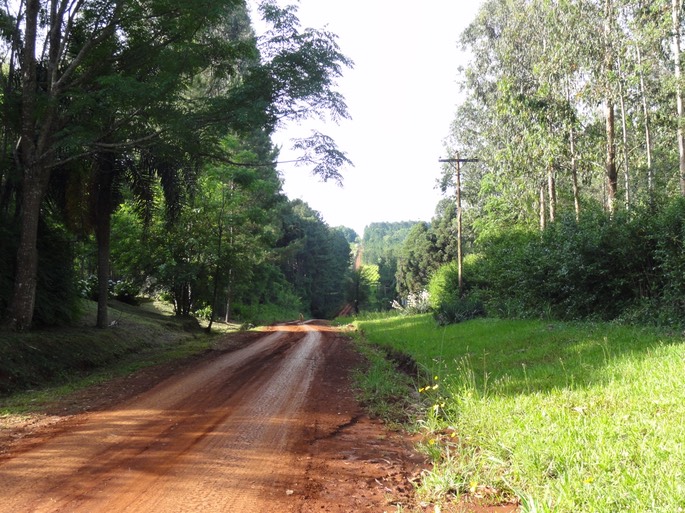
[351,313,685,513]
[0,299,241,414]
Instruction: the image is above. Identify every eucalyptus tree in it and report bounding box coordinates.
[626,0,669,199]
[451,0,651,229]
[454,0,577,230]
[672,0,685,195]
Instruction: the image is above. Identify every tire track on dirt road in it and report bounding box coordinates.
[0,324,324,513]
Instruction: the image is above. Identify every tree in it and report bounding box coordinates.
[361,221,416,266]
[334,226,358,244]
[3,0,248,330]
[347,265,378,313]
[276,200,350,318]
[2,0,353,330]
[396,222,439,297]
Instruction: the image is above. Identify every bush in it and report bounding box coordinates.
[78,276,139,305]
[193,305,213,321]
[391,290,432,315]
[111,279,139,305]
[467,200,685,326]
[78,275,99,301]
[426,260,487,325]
[427,262,460,311]
[434,295,486,325]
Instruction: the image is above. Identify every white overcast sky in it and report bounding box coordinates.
[251,1,483,237]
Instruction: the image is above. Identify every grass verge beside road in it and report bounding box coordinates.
[0,299,241,414]
[353,313,685,513]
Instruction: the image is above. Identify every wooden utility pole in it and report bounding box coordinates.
[439,155,479,295]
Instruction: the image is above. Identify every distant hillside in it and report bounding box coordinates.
[361,221,417,265]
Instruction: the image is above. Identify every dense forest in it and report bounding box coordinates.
[8,0,685,332]
[374,0,685,328]
[0,0,356,331]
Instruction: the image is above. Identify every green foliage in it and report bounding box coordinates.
[232,301,302,326]
[1,0,353,330]
[231,261,305,322]
[111,279,139,305]
[356,314,685,513]
[0,224,16,318]
[78,275,138,305]
[651,197,685,316]
[277,199,351,318]
[396,200,460,299]
[466,202,685,326]
[396,222,435,296]
[334,225,359,243]
[437,0,685,332]
[0,218,81,327]
[34,222,79,326]
[428,262,485,325]
[355,220,408,310]
[427,262,460,310]
[361,221,417,265]
[375,255,399,309]
[347,265,379,313]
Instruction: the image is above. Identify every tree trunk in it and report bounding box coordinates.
[605,0,617,214]
[547,164,556,223]
[5,0,43,330]
[455,158,463,295]
[224,268,233,323]
[570,126,580,222]
[539,184,546,231]
[207,186,228,332]
[673,0,685,195]
[5,166,50,330]
[606,100,618,214]
[618,61,631,210]
[566,79,581,222]
[95,155,115,329]
[636,45,653,196]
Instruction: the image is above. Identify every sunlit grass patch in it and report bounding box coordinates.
[355,314,685,512]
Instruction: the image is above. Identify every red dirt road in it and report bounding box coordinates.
[0,322,428,513]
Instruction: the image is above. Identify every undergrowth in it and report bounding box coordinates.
[0,299,238,412]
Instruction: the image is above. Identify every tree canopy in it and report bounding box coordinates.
[0,0,354,330]
[423,0,685,327]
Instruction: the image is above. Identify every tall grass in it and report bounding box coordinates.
[356,314,685,512]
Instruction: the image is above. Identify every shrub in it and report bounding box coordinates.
[193,305,213,321]
[434,295,486,325]
[427,262,460,311]
[111,279,139,305]
[78,275,99,300]
[392,290,432,315]
[467,200,685,326]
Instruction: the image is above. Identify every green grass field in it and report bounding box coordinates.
[355,313,685,512]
